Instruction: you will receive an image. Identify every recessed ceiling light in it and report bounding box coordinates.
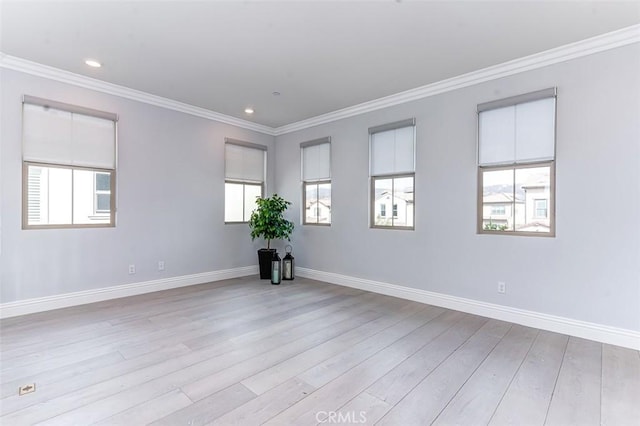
[85,59,102,68]
[244,107,254,114]
[272,91,281,96]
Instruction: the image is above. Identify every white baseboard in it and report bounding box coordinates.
[297,267,640,350]
[0,265,258,319]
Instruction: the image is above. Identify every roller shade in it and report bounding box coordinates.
[22,101,116,169]
[370,120,415,176]
[302,138,331,181]
[225,141,266,182]
[479,92,556,166]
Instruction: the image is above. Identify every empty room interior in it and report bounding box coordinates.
[1,1,640,425]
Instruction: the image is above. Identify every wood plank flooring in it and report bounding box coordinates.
[0,276,638,425]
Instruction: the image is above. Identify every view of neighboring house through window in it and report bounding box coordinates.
[478,88,556,235]
[95,172,111,214]
[369,118,416,229]
[534,199,548,218]
[301,137,331,225]
[224,139,266,223]
[22,96,117,228]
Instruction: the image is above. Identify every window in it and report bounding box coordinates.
[369,118,415,229]
[22,96,117,229]
[224,139,266,223]
[534,199,548,218]
[490,205,506,215]
[301,137,331,225]
[478,88,556,236]
[95,172,111,214]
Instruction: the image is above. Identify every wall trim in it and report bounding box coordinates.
[297,267,640,350]
[0,53,275,136]
[2,25,638,138]
[274,24,640,135]
[0,265,258,319]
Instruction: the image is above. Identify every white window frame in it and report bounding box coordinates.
[224,138,266,224]
[94,171,111,215]
[477,88,556,237]
[22,96,117,229]
[369,118,416,230]
[301,137,331,226]
[534,199,548,219]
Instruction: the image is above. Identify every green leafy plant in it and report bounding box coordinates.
[484,221,508,231]
[248,194,294,249]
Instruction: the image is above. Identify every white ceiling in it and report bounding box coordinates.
[1,1,639,128]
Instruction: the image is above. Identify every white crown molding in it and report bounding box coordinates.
[297,267,640,350]
[0,53,276,136]
[0,265,258,319]
[274,24,640,135]
[2,25,638,138]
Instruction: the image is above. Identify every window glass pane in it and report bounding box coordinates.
[26,166,73,226]
[534,199,548,218]
[393,176,414,227]
[244,184,262,222]
[27,165,113,227]
[96,194,111,212]
[373,178,393,226]
[318,183,331,224]
[224,182,244,222]
[47,167,73,225]
[482,169,514,231]
[96,173,110,191]
[515,166,551,233]
[27,165,46,225]
[305,183,319,224]
[73,169,99,224]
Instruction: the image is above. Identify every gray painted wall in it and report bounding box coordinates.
[1,45,638,333]
[1,69,275,303]
[275,44,640,331]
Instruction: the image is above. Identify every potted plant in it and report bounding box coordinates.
[248,194,294,279]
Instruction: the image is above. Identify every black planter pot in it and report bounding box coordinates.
[258,249,276,279]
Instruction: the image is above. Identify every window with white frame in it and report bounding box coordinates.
[224,139,266,223]
[301,137,331,225]
[94,172,111,214]
[22,96,117,229]
[478,88,556,236]
[534,199,548,218]
[369,118,415,229]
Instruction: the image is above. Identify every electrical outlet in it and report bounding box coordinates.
[19,383,36,396]
[497,281,506,294]
[128,264,136,275]
[158,261,165,271]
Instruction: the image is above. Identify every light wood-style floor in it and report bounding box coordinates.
[1,277,638,425]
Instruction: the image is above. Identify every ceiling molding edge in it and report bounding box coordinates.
[0,53,276,136]
[1,24,638,138]
[274,24,640,136]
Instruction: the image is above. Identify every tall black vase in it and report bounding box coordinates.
[258,249,276,279]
